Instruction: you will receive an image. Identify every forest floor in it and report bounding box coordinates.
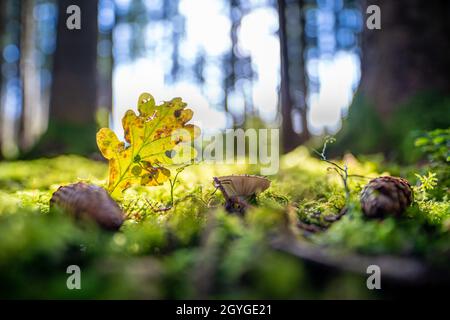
[0,147,449,299]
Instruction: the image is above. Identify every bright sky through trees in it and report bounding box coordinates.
[112,0,359,137]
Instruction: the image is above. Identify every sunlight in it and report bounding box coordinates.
[308,51,360,134]
[113,59,227,136]
[239,7,280,123]
[112,0,360,136]
[179,0,230,57]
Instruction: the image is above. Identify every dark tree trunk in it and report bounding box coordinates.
[278,0,299,153]
[0,0,5,158]
[97,0,114,124]
[39,0,99,155]
[359,0,450,118]
[170,0,181,82]
[104,20,114,117]
[336,0,450,160]
[278,0,310,153]
[224,0,241,127]
[50,0,98,124]
[297,0,310,142]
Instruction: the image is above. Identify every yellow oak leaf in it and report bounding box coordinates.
[97,92,200,199]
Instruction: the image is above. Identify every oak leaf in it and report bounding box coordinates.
[97,93,200,199]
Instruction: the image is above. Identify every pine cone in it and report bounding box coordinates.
[50,182,125,230]
[360,176,413,218]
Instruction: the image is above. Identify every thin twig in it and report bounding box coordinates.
[314,137,351,205]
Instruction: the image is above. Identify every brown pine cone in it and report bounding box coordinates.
[50,182,125,230]
[360,176,413,218]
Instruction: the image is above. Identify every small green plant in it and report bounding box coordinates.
[412,171,449,225]
[414,128,449,200]
[414,128,450,164]
[168,164,190,207]
[413,172,438,203]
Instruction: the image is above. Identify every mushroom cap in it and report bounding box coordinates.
[213,175,271,198]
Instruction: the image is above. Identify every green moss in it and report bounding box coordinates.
[23,120,99,158]
[0,147,448,298]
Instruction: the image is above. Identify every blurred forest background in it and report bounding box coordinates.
[0,0,449,300]
[0,0,448,161]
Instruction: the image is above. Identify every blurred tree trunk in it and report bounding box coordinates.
[97,0,115,127]
[296,0,310,143]
[278,0,297,153]
[359,0,450,118]
[223,0,241,127]
[39,0,99,155]
[169,0,181,82]
[19,0,42,151]
[0,0,5,158]
[278,0,310,153]
[50,0,98,124]
[336,0,450,160]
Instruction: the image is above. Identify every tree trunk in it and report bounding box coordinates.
[0,0,6,158]
[336,0,450,160]
[20,0,42,151]
[41,0,99,155]
[97,0,115,126]
[224,0,241,127]
[297,0,310,142]
[278,0,310,153]
[359,0,450,118]
[278,0,299,153]
[50,0,98,124]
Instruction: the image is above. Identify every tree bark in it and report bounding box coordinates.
[359,0,450,118]
[297,0,310,142]
[20,0,42,151]
[0,0,5,158]
[224,0,241,127]
[50,0,98,124]
[34,0,99,156]
[278,0,299,153]
[278,0,311,153]
[336,0,450,160]
[97,0,114,124]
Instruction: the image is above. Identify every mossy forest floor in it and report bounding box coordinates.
[0,147,449,299]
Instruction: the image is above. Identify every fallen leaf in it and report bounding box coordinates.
[97,93,200,199]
